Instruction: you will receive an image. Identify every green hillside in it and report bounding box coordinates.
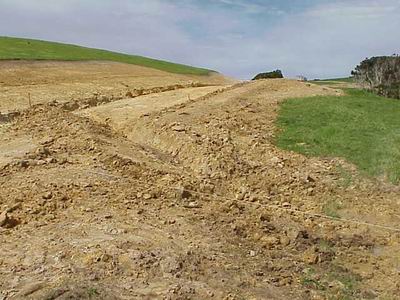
[0,36,213,75]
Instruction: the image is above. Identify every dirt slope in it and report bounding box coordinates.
[0,60,234,112]
[0,76,399,299]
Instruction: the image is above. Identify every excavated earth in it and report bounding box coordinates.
[0,61,400,300]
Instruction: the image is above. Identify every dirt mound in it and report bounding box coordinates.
[0,78,399,299]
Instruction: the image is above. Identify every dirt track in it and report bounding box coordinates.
[0,62,399,299]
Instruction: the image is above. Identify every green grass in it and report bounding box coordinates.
[276,88,400,183]
[314,77,354,83]
[0,36,213,75]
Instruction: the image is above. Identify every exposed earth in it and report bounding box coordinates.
[0,61,399,300]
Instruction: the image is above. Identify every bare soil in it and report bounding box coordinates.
[0,61,233,112]
[0,62,399,300]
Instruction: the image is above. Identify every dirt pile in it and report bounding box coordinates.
[0,75,399,299]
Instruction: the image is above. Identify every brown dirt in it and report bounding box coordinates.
[0,64,399,300]
[0,60,234,113]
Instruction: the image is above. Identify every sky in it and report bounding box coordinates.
[0,0,399,79]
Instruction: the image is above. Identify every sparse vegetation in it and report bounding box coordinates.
[323,198,342,219]
[335,165,354,188]
[0,36,213,75]
[87,287,99,298]
[276,88,400,183]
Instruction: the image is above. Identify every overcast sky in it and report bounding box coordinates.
[1,0,399,79]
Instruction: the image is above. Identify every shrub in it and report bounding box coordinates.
[352,56,400,99]
[252,70,284,80]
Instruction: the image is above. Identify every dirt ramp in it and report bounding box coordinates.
[94,79,341,175]
[79,85,232,131]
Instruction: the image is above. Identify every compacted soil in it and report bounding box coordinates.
[0,62,399,299]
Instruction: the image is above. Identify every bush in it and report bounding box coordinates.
[352,56,400,99]
[252,70,284,80]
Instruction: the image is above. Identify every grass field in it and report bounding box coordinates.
[311,77,354,86]
[0,36,213,75]
[276,88,400,183]
[319,77,354,83]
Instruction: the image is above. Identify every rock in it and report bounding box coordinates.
[0,211,8,227]
[249,250,257,257]
[35,146,50,158]
[19,159,31,168]
[305,175,315,183]
[270,157,281,164]
[161,256,182,275]
[235,187,247,200]
[45,157,57,164]
[200,183,215,194]
[171,125,186,132]
[143,193,152,200]
[235,192,245,201]
[17,282,44,297]
[184,202,201,209]
[280,236,291,246]
[282,202,291,208]
[6,202,22,213]
[261,236,280,249]
[0,211,18,228]
[42,192,53,200]
[176,187,192,199]
[303,246,319,264]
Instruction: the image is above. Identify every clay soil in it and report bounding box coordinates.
[0,62,399,300]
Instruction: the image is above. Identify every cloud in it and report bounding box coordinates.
[0,0,399,79]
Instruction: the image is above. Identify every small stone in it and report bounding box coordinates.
[45,157,57,164]
[270,157,281,165]
[19,160,30,168]
[200,183,215,194]
[58,158,68,165]
[42,192,53,200]
[261,236,280,249]
[35,146,50,157]
[280,236,291,246]
[282,202,291,208]
[306,175,315,183]
[171,125,185,132]
[6,202,22,213]
[249,250,257,257]
[0,211,8,227]
[17,282,44,297]
[184,202,201,208]
[176,187,192,199]
[303,246,319,264]
[143,193,152,200]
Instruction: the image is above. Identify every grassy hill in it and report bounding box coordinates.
[0,36,213,75]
